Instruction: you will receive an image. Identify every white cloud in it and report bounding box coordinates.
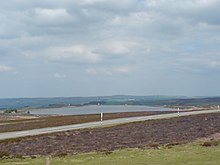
[27,8,73,27]
[35,8,68,18]
[0,65,13,72]
[80,0,104,5]
[46,44,101,63]
[208,61,220,68]
[114,66,130,73]
[85,68,96,75]
[93,40,144,63]
[54,73,67,78]
[104,41,133,54]
[86,66,130,75]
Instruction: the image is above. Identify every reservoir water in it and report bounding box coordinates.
[29,105,172,115]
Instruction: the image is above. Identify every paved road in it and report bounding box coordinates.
[0,109,219,140]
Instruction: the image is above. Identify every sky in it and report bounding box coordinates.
[0,0,220,98]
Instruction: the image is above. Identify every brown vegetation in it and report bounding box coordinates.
[0,112,220,156]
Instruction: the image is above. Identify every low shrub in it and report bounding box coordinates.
[52,152,68,157]
[0,150,10,159]
[165,142,180,148]
[146,143,160,149]
[104,151,113,155]
[202,141,220,147]
[12,154,24,159]
[30,155,37,159]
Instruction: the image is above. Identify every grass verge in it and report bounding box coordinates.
[0,140,220,165]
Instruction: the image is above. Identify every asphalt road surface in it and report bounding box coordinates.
[0,109,219,140]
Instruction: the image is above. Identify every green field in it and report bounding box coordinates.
[1,141,220,165]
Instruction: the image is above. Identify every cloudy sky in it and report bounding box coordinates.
[0,0,220,98]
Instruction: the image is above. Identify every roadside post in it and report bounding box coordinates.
[101,112,103,124]
[218,105,219,110]
[178,108,180,116]
[45,157,50,165]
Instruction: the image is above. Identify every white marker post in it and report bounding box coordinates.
[178,108,180,116]
[101,112,103,124]
[218,105,220,110]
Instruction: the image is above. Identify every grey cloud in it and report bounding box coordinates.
[0,0,220,97]
[79,0,143,14]
[148,0,220,25]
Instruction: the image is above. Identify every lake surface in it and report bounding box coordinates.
[29,105,172,115]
